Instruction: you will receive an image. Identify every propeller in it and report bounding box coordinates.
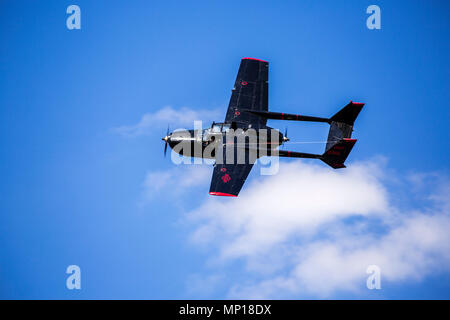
[283,127,289,142]
[162,125,170,157]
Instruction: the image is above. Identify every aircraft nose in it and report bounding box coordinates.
[162,133,172,157]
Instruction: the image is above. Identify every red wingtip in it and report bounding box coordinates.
[350,100,365,106]
[242,57,268,63]
[209,192,237,197]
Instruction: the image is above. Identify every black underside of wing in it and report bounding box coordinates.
[224,58,269,128]
[209,146,255,197]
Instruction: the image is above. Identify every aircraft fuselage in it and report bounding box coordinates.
[162,123,287,159]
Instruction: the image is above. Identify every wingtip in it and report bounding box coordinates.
[242,57,268,63]
[209,192,238,197]
[350,100,365,107]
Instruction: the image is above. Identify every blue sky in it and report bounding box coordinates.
[0,0,449,299]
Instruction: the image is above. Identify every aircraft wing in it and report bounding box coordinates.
[224,58,269,128]
[209,146,255,197]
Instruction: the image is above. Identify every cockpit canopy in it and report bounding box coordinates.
[210,122,231,133]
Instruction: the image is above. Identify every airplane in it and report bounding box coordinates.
[161,57,364,197]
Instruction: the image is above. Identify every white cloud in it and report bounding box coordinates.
[114,106,222,137]
[181,159,450,298]
[140,165,211,204]
[226,211,450,299]
[188,160,389,259]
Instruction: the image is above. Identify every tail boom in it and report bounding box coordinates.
[278,138,357,169]
[242,109,330,123]
[278,100,363,169]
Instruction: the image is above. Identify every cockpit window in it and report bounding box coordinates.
[211,124,222,133]
[211,123,231,133]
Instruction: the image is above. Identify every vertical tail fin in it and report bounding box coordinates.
[322,101,364,168]
[325,101,364,151]
[330,101,364,125]
[320,138,357,169]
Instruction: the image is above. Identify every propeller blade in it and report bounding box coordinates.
[163,125,169,157]
[282,127,289,149]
